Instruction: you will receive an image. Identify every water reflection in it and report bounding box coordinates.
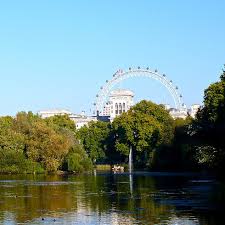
[129,174,133,196]
[0,173,224,224]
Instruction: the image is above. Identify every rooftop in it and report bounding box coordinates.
[38,109,72,115]
[110,89,134,97]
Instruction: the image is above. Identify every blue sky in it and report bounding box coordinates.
[0,1,225,115]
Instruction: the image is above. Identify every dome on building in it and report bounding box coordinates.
[110,89,134,97]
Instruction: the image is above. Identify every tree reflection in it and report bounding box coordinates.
[0,174,224,224]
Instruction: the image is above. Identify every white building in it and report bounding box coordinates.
[38,109,73,119]
[70,114,97,129]
[101,102,111,116]
[102,89,135,121]
[38,109,97,129]
[166,104,201,119]
[169,108,188,119]
[100,90,201,121]
[188,104,201,118]
[163,104,171,111]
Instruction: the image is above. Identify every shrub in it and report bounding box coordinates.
[0,149,44,174]
[64,144,93,173]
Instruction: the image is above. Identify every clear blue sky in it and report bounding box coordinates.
[0,1,225,115]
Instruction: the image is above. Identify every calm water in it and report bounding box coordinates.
[0,172,225,225]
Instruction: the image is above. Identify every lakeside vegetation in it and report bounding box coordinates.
[0,67,224,178]
[0,113,92,174]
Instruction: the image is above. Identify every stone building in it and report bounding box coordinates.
[102,89,134,121]
[38,109,97,129]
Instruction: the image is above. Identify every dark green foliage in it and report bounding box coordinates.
[77,100,196,170]
[112,100,175,168]
[0,149,44,174]
[77,121,111,163]
[63,142,93,173]
[193,67,225,174]
[153,66,225,174]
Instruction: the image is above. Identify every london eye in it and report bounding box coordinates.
[94,67,185,115]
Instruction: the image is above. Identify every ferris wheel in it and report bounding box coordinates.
[94,67,185,115]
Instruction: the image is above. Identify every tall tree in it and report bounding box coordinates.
[14,112,75,172]
[77,121,111,163]
[194,67,225,171]
[45,115,76,133]
[112,100,174,167]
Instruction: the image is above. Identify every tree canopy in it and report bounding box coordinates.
[77,121,111,163]
[194,67,225,172]
[112,100,174,167]
[0,112,92,173]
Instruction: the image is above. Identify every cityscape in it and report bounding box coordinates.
[38,67,200,128]
[38,88,200,129]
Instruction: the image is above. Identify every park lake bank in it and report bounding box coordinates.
[0,172,225,225]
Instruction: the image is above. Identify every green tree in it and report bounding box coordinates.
[25,120,74,172]
[63,141,93,173]
[0,112,93,173]
[152,116,198,170]
[77,121,111,163]
[112,100,174,168]
[13,112,75,172]
[0,115,44,173]
[45,115,76,133]
[194,67,225,172]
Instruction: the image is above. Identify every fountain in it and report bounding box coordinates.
[129,146,133,196]
[129,173,133,196]
[129,146,133,174]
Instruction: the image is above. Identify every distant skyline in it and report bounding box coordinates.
[0,1,225,116]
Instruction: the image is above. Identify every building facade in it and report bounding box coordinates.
[38,109,73,119]
[38,109,97,129]
[165,104,201,119]
[102,89,135,121]
[168,107,188,119]
[70,114,97,129]
[188,104,201,118]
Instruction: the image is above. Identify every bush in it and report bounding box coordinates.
[67,153,83,172]
[0,149,44,174]
[63,144,93,173]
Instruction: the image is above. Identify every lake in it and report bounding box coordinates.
[0,172,224,225]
